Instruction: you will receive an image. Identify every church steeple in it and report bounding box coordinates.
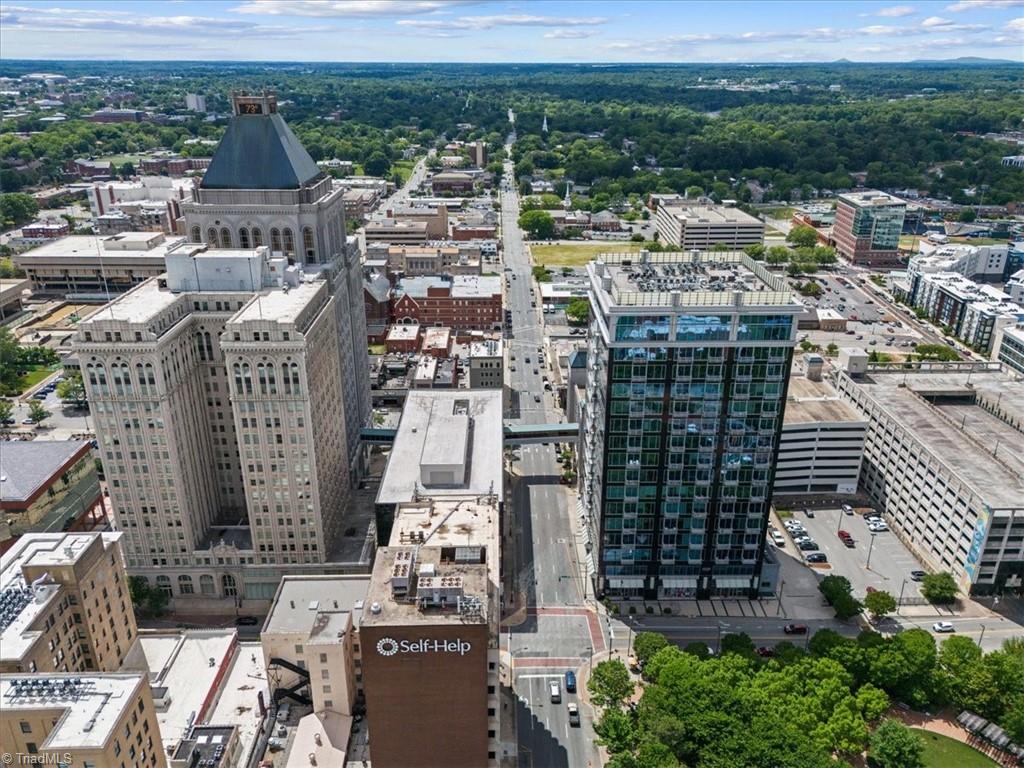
[542,114,548,133]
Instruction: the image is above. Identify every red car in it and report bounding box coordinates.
[783,624,808,635]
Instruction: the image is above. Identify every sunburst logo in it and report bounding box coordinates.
[376,637,400,656]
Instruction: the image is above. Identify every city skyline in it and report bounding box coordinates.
[0,0,1022,63]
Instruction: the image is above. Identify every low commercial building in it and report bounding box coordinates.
[392,275,502,331]
[384,243,481,277]
[909,272,1024,353]
[775,372,866,496]
[363,219,429,246]
[468,339,503,388]
[20,219,71,243]
[832,190,906,268]
[0,278,30,319]
[387,205,449,239]
[836,363,1024,595]
[0,673,168,768]
[817,308,847,332]
[386,322,421,353]
[87,176,193,234]
[13,231,185,299]
[71,158,114,178]
[0,532,137,674]
[430,171,474,194]
[342,188,379,221]
[655,202,764,250]
[421,326,452,357]
[0,440,105,543]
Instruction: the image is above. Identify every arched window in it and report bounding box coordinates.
[136,362,147,393]
[266,363,277,395]
[190,226,201,243]
[256,363,268,395]
[282,227,294,256]
[270,228,281,252]
[222,574,237,597]
[233,363,244,393]
[178,575,194,595]
[156,575,173,597]
[112,362,132,396]
[302,227,315,260]
[251,227,263,247]
[199,575,215,596]
[144,363,156,388]
[219,227,231,249]
[239,227,250,249]
[241,363,253,395]
[290,363,301,395]
[206,227,217,245]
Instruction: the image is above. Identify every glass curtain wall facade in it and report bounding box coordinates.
[582,257,799,600]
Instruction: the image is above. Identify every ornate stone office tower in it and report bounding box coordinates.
[181,91,370,484]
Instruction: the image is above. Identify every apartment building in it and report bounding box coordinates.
[994,324,1024,376]
[73,243,355,603]
[392,275,502,331]
[14,231,185,299]
[87,176,193,234]
[261,575,370,716]
[908,242,1009,283]
[909,272,1024,353]
[655,203,764,250]
[835,363,1024,595]
[20,219,71,243]
[832,190,906,267]
[0,673,167,768]
[0,532,137,674]
[580,250,801,599]
[774,372,866,496]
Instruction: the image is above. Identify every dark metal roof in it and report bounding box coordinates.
[200,114,323,191]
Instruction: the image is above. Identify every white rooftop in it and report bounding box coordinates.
[0,674,146,749]
[120,630,236,750]
[232,280,324,325]
[205,642,268,761]
[0,533,122,664]
[377,389,504,505]
[263,576,370,635]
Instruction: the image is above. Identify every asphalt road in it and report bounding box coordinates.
[500,151,600,768]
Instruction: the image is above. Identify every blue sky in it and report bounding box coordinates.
[1,0,1021,62]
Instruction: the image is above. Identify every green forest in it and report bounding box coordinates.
[1,61,1021,205]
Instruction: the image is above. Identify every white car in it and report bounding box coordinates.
[868,522,888,532]
[933,622,955,633]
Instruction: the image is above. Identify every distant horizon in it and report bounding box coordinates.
[1,0,1021,64]
[2,56,1021,66]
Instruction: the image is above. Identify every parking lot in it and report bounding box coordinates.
[771,507,927,603]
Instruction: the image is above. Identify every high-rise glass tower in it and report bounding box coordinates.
[580,251,801,599]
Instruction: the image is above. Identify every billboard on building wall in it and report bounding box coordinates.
[963,503,993,583]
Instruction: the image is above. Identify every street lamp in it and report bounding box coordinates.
[978,624,986,649]
[897,579,907,616]
[865,532,878,570]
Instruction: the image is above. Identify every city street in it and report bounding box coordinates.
[500,147,602,768]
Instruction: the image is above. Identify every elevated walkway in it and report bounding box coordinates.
[359,423,579,446]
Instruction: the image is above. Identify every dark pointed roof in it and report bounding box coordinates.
[200,113,323,191]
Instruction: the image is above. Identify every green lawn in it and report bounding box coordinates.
[531,242,645,267]
[913,730,999,768]
[761,206,795,219]
[1,365,57,397]
[368,344,387,355]
[392,160,415,184]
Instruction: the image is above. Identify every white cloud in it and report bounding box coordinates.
[1005,15,1024,29]
[859,24,901,34]
[398,13,607,30]
[922,15,952,25]
[0,4,311,36]
[946,0,1024,10]
[876,5,916,16]
[230,0,470,17]
[543,28,598,39]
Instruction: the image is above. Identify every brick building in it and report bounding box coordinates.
[391,275,502,331]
